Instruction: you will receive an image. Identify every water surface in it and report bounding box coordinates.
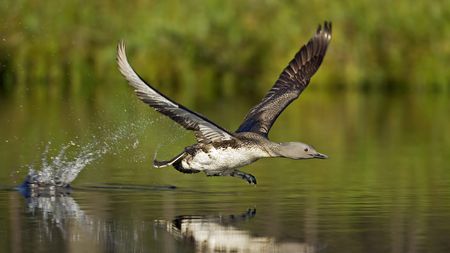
[0,90,449,252]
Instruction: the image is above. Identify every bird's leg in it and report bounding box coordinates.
[230,170,257,185]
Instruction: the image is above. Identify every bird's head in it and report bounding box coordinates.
[277,142,328,160]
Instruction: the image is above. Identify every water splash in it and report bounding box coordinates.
[24,119,154,187]
[23,192,152,252]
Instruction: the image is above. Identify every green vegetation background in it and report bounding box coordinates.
[0,0,449,101]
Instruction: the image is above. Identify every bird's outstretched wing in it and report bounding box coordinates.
[117,42,234,143]
[236,21,332,137]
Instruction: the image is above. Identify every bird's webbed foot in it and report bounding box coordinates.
[231,170,257,185]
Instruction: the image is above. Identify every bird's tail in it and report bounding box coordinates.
[153,151,186,168]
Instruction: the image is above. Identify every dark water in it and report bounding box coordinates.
[0,90,449,252]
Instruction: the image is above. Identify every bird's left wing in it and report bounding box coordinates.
[236,21,332,137]
[117,41,234,144]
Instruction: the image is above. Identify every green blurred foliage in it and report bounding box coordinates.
[0,0,449,101]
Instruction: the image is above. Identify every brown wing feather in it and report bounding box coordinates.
[117,41,234,143]
[236,21,332,136]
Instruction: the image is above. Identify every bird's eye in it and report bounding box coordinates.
[304,148,309,152]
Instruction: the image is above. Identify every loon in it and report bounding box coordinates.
[117,21,332,184]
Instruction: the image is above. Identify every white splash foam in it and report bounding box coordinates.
[25,119,154,187]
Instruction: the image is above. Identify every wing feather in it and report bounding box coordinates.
[117,42,234,143]
[236,21,332,136]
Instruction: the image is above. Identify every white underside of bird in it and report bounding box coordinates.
[182,147,269,172]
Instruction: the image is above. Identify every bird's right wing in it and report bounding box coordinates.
[117,42,234,144]
[236,21,332,137]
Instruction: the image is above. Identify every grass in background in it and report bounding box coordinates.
[0,0,449,101]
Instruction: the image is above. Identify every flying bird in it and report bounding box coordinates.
[117,21,332,184]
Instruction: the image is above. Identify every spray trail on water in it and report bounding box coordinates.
[25,119,156,187]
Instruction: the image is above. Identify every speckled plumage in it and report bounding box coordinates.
[118,22,332,184]
[181,133,274,173]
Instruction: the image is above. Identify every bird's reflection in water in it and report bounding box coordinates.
[16,185,319,253]
[156,209,317,253]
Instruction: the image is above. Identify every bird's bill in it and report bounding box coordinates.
[313,152,328,159]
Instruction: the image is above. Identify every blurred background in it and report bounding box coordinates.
[0,1,450,252]
[1,0,449,101]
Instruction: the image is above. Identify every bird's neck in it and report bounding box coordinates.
[262,141,285,158]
